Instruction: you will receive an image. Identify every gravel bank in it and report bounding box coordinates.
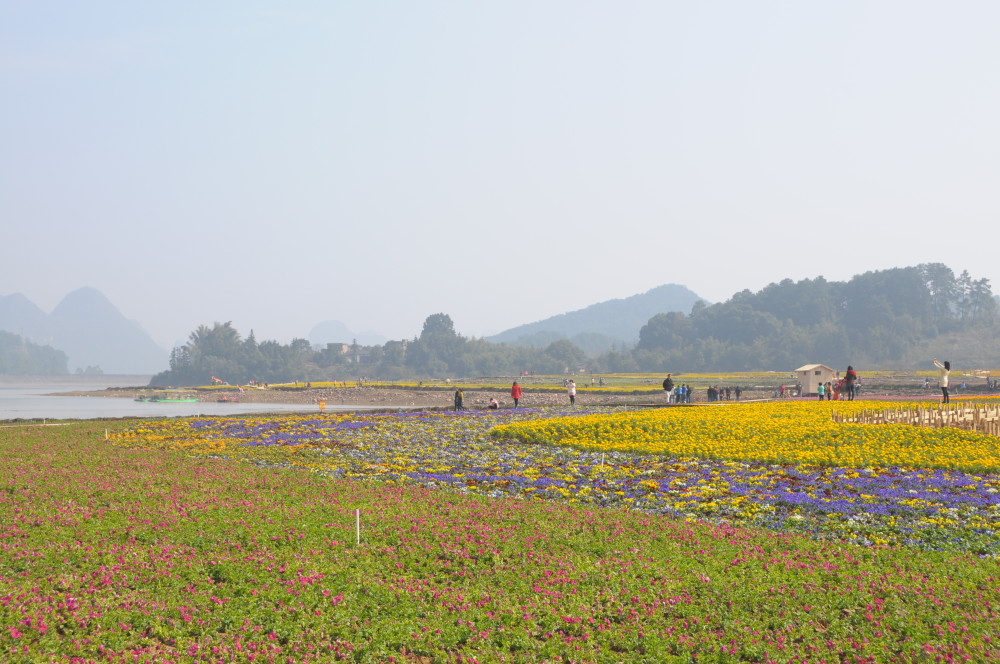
[49,385,641,409]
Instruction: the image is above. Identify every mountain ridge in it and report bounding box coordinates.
[487,284,705,351]
[0,288,167,374]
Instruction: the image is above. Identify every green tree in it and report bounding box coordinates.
[405,313,467,376]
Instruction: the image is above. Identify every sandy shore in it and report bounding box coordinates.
[50,385,639,409]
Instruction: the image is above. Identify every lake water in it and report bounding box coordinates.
[0,377,370,421]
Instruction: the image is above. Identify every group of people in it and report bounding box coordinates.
[706,385,741,402]
[450,360,957,412]
[453,379,578,411]
[661,374,691,403]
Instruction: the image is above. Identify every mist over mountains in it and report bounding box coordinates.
[0,287,167,374]
[487,284,705,353]
[10,266,992,379]
[2,284,703,375]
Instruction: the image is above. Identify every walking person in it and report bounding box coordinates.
[510,381,522,408]
[567,380,576,406]
[934,359,951,404]
[454,388,464,411]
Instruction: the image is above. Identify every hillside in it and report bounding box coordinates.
[488,284,705,352]
[632,264,999,372]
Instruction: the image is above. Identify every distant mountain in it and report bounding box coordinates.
[488,284,705,352]
[309,320,387,348]
[0,288,167,374]
[0,293,51,343]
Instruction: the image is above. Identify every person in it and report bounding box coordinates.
[825,381,833,401]
[662,374,675,402]
[934,359,951,404]
[487,397,499,409]
[510,381,522,408]
[817,382,825,401]
[567,380,576,405]
[844,365,858,400]
[454,389,464,411]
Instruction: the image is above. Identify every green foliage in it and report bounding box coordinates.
[0,330,68,374]
[635,264,998,371]
[148,264,999,383]
[152,323,312,386]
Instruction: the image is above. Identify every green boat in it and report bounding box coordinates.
[136,391,199,403]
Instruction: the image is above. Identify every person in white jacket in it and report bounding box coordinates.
[933,359,951,404]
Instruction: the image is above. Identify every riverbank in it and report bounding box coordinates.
[51,385,651,409]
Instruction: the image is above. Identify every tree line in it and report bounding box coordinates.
[150,263,998,385]
[151,313,591,386]
[633,263,996,371]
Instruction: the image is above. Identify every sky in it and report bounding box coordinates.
[3,1,1000,351]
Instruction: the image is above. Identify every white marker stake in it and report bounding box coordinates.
[356,509,360,545]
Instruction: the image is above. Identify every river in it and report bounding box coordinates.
[0,376,367,421]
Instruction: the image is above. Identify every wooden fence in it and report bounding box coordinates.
[831,404,1000,437]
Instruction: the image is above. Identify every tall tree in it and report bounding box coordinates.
[405,313,467,376]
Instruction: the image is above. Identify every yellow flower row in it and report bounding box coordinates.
[489,401,1000,472]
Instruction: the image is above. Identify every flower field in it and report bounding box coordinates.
[491,401,1000,473]
[111,403,1000,554]
[1,402,999,662]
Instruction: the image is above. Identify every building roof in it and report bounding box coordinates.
[795,364,835,372]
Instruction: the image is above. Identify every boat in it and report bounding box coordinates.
[143,391,200,403]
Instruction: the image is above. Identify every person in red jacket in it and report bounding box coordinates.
[844,365,859,400]
[511,381,522,408]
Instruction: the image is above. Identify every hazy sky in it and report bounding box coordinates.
[3,1,999,350]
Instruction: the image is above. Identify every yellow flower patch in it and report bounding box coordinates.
[490,401,1000,473]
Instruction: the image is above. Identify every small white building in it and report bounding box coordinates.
[795,364,837,396]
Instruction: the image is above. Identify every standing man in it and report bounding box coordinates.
[510,381,522,408]
[662,374,675,403]
[567,380,576,406]
[454,388,464,411]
